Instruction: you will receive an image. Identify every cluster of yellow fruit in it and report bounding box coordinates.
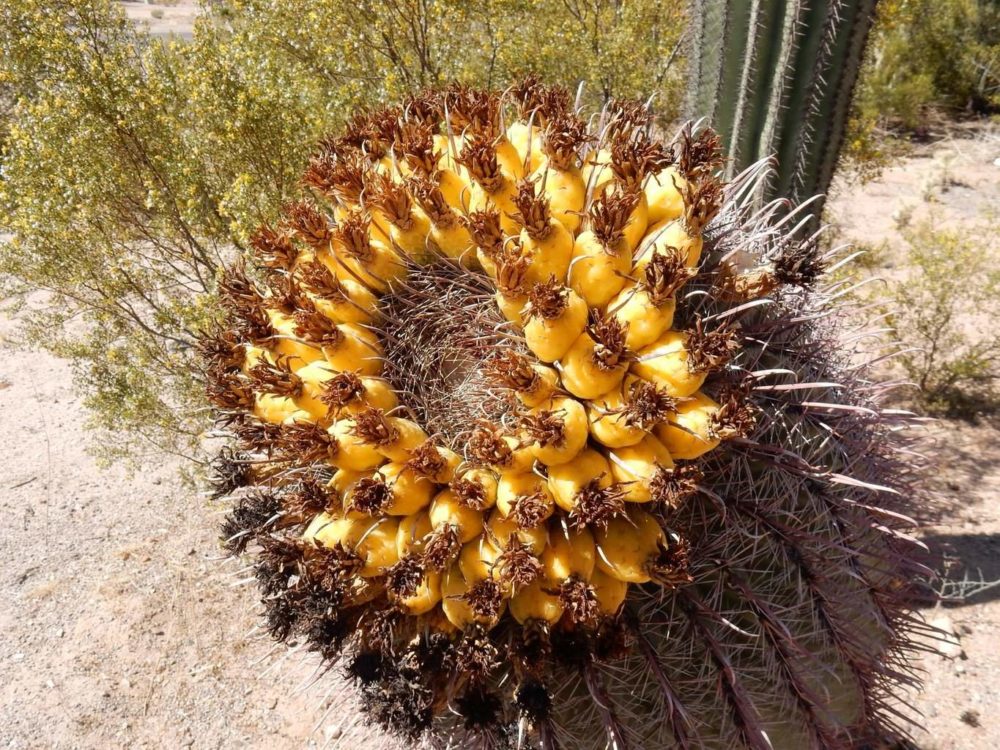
[218,82,736,633]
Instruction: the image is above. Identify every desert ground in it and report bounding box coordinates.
[0,6,998,746]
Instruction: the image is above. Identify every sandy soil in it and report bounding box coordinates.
[827,123,1000,750]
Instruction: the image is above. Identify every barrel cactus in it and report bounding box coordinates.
[201,80,926,748]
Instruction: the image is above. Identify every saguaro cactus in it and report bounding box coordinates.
[688,0,879,211]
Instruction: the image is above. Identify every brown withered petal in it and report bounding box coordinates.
[481,349,539,394]
[320,371,366,411]
[467,422,514,467]
[686,318,741,374]
[649,464,703,511]
[648,537,693,588]
[349,476,392,515]
[250,224,298,270]
[385,556,426,598]
[351,407,399,446]
[568,480,627,530]
[282,200,332,247]
[405,440,448,480]
[643,248,696,305]
[462,578,504,620]
[588,313,632,371]
[450,476,491,511]
[541,114,591,171]
[519,408,566,448]
[590,189,640,250]
[423,525,462,571]
[523,277,569,321]
[248,360,303,398]
[511,179,553,240]
[508,491,551,530]
[558,576,601,624]
[495,537,542,589]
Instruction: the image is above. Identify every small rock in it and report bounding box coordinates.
[955,663,966,675]
[961,709,981,728]
[45,679,55,689]
[269,697,278,710]
[326,726,342,740]
[11,653,25,663]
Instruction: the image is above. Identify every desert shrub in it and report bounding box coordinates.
[0,0,686,466]
[884,222,1000,417]
[856,0,999,130]
[840,0,999,180]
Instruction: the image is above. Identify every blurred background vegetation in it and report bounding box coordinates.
[0,0,997,466]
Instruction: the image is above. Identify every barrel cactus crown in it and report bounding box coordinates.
[200,80,926,749]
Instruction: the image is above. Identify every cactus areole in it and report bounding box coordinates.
[201,80,927,749]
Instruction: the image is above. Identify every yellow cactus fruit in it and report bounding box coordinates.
[608,249,694,351]
[531,115,588,234]
[509,578,564,625]
[456,136,521,235]
[507,118,544,174]
[643,166,687,225]
[559,320,631,400]
[496,470,556,528]
[464,208,505,278]
[655,390,723,460]
[241,343,270,373]
[396,511,434,558]
[594,509,665,583]
[631,330,706,398]
[294,255,378,325]
[520,395,588,466]
[396,120,471,212]
[350,408,428,462]
[253,393,303,425]
[582,148,614,198]
[368,172,435,260]
[492,240,531,324]
[356,518,403,577]
[329,468,366,499]
[568,189,640,307]
[266,309,325,369]
[331,211,406,291]
[450,468,499,511]
[404,439,462,484]
[429,488,485,544]
[318,515,400,578]
[440,564,476,628]
[587,375,670,449]
[510,179,574,285]
[459,535,505,585]
[314,371,398,418]
[409,178,475,263]
[317,322,383,376]
[542,523,596,582]
[302,511,335,544]
[522,279,588,363]
[468,422,536,473]
[378,461,436,515]
[608,434,675,503]
[482,350,559,408]
[590,568,628,615]
[548,448,612,512]
[327,418,385,472]
[393,569,442,615]
[485,509,548,556]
